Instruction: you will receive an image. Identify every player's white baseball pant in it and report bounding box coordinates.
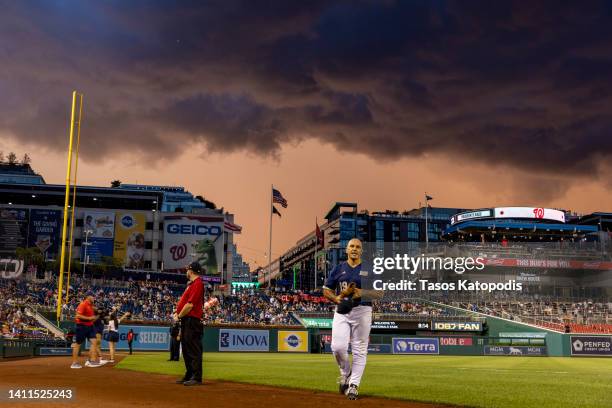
[331,305,372,387]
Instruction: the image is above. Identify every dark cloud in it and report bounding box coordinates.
[1,0,611,186]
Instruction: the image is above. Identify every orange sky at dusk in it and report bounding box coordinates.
[2,136,610,268]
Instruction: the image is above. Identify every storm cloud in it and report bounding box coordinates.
[1,0,611,182]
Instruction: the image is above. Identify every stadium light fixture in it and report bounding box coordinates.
[8,202,12,205]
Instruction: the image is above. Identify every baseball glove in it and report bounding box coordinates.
[339,282,357,298]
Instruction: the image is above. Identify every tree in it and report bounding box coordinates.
[7,151,17,164]
[15,247,45,269]
[0,151,4,162]
[111,180,122,188]
[22,153,31,165]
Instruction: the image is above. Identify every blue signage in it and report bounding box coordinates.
[28,209,61,257]
[219,329,269,352]
[90,325,171,351]
[392,337,439,354]
[570,336,612,357]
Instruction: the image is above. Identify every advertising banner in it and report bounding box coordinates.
[219,329,269,352]
[392,337,439,354]
[278,331,309,352]
[484,346,547,356]
[28,209,61,258]
[82,211,115,263]
[493,207,565,223]
[481,258,612,270]
[38,347,72,356]
[440,337,473,346]
[113,212,146,268]
[499,332,547,338]
[570,336,612,357]
[432,322,482,332]
[372,321,431,330]
[0,208,29,255]
[163,215,224,273]
[302,318,333,329]
[93,325,170,351]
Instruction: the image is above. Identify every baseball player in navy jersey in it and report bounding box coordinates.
[323,238,382,400]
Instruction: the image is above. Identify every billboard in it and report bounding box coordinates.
[0,208,29,255]
[93,325,170,351]
[113,212,146,268]
[570,336,612,357]
[484,346,547,356]
[278,331,309,352]
[219,329,269,352]
[432,322,483,332]
[163,215,224,273]
[451,209,492,225]
[392,337,439,354]
[493,207,565,223]
[28,209,61,258]
[440,337,473,346]
[81,211,115,263]
[372,321,431,330]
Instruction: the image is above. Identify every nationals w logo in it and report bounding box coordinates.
[170,244,187,261]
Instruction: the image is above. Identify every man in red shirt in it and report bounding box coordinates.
[172,262,217,386]
[71,291,103,369]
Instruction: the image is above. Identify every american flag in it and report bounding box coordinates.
[272,188,288,208]
[224,221,242,234]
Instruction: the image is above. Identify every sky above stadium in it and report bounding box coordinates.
[1,1,611,266]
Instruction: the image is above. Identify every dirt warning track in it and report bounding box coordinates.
[0,355,455,408]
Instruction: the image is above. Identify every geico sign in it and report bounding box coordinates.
[434,322,481,331]
[166,224,221,236]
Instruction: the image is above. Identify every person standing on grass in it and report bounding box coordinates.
[127,329,134,355]
[172,262,218,386]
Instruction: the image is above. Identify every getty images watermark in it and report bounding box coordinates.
[361,242,524,293]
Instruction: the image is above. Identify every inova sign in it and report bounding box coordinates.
[219,329,270,352]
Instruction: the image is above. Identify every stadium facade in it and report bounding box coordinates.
[271,202,468,291]
[0,163,248,284]
[274,203,612,294]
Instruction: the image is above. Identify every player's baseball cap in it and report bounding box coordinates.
[186,262,201,274]
[85,290,95,298]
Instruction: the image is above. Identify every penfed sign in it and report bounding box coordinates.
[571,336,612,357]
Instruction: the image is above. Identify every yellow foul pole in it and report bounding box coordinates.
[56,91,80,321]
[65,94,83,304]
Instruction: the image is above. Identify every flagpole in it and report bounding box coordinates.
[268,184,273,288]
[425,192,429,252]
[314,217,317,291]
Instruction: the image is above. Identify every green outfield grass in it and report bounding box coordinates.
[117,353,612,408]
